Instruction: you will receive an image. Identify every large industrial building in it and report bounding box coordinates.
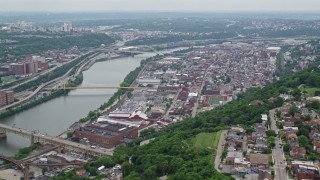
[74,120,151,148]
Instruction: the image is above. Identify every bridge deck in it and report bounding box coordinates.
[0,123,113,156]
[44,86,139,90]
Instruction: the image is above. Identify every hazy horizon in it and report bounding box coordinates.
[1,0,320,12]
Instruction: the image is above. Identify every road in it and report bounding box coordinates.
[164,88,181,119]
[23,145,60,161]
[270,109,288,180]
[5,51,97,92]
[0,52,98,112]
[0,83,48,111]
[0,154,30,180]
[214,130,227,171]
[4,67,58,91]
[191,62,211,118]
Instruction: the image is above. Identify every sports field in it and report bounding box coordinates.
[193,132,221,149]
[207,96,224,105]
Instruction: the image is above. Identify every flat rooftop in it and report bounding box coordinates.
[82,122,135,137]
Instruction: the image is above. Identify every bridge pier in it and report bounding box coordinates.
[0,128,7,139]
[30,134,35,146]
[0,132,6,139]
[63,83,67,94]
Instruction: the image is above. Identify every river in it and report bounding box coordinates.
[0,47,186,156]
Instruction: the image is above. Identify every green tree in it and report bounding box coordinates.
[266,130,277,137]
[307,101,320,109]
[283,144,290,152]
[291,88,301,101]
[268,136,276,148]
[67,132,73,138]
[298,126,310,137]
[124,171,140,180]
[289,106,299,116]
[122,162,135,176]
[298,135,309,148]
[275,110,281,118]
[144,166,157,180]
[42,167,48,175]
[127,92,133,99]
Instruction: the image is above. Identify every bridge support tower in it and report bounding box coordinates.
[0,133,6,139]
[30,134,35,146]
[0,128,7,139]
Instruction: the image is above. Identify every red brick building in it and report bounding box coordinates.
[25,62,38,74]
[0,91,6,106]
[10,63,26,75]
[0,90,14,106]
[37,61,49,71]
[74,123,141,148]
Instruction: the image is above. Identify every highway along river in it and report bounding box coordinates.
[0,48,186,155]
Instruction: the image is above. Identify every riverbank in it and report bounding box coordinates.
[0,50,101,119]
[13,51,97,93]
[82,54,124,71]
[0,47,187,156]
[78,54,164,123]
[0,73,84,119]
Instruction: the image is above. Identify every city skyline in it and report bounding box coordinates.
[0,0,320,12]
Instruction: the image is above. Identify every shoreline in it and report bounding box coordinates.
[0,51,99,119]
[0,47,187,155]
[58,50,184,138]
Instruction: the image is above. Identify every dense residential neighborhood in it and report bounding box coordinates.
[217,85,320,179]
[73,42,282,149]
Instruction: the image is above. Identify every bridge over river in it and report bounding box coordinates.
[0,123,113,157]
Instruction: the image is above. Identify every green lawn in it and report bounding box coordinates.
[193,132,221,149]
[1,75,15,84]
[299,86,320,96]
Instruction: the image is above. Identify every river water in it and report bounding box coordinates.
[0,48,186,156]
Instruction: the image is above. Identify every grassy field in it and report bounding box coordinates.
[193,131,221,149]
[1,75,15,84]
[299,86,320,96]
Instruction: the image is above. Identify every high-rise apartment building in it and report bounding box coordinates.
[10,63,26,75]
[62,21,72,32]
[0,90,14,106]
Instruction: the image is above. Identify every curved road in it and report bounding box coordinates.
[0,154,30,180]
[0,52,98,112]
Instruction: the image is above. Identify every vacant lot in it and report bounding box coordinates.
[193,132,221,149]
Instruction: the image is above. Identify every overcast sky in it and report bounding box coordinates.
[0,0,319,12]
